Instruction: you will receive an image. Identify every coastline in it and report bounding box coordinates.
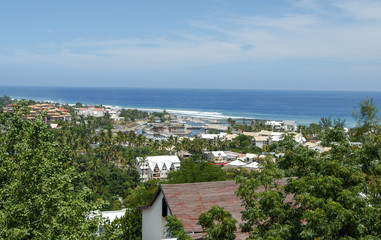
[2,86,380,127]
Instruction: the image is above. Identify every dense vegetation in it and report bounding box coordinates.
[1,97,381,239]
[0,101,101,239]
[0,95,13,107]
[119,108,149,121]
[167,98,381,239]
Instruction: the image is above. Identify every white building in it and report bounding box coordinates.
[265,120,283,129]
[138,181,248,240]
[269,132,284,145]
[253,136,269,148]
[282,120,298,131]
[205,151,227,162]
[90,208,127,235]
[77,107,105,117]
[136,156,181,182]
[200,132,227,140]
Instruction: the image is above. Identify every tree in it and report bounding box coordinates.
[100,208,142,240]
[236,158,293,239]
[167,159,227,184]
[239,120,381,239]
[0,101,101,239]
[197,206,238,240]
[352,97,380,140]
[75,102,84,108]
[165,216,192,240]
[0,95,13,107]
[227,118,236,128]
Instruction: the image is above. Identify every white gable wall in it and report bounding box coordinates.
[142,192,170,240]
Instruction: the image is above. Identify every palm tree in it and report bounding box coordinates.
[353,98,380,138]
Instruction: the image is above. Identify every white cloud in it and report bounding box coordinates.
[1,0,381,74]
[333,0,381,21]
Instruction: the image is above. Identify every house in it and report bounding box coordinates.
[224,151,240,161]
[4,103,72,122]
[136,156,181,182]
[138,181,248,240]
[226,159,246,168]
[77,107,104,117]
[204,124,228,132]
[139,179,293,240]
[253,136,269,148]
[244,162,260,170]
[200,132,227,140]
[110,113,124,121]
[265,120,283,129]
[303,141,330,153]
[268,132,284,145]
[282,120,297,131]
[205,151,227,163]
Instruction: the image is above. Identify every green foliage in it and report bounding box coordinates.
[75,102,84,108]
[320,125,348,147]
[100,208,142,240]
[165,215,192,240]
[0,95,13,107]
[197,206,238,240]
[167,159,227,184]
[236,158,292,239]
[119,108,149,121]
[233,124,252,132]
[80,161,139,210]
[352,97,380,140]
[227,118,236,127]
[123,180,159,208]
[0,101,101,239]
[150,111,168,122]
[235,134,252,149]
[245,117,381,239]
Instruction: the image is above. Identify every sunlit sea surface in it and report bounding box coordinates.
[2,86,381,127]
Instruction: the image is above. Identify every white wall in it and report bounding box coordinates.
[142,192,168,240]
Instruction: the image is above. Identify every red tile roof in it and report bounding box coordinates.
[210,162,228,165]
[144,179,294,239]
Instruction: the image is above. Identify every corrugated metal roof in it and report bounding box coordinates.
[161,181,244,235]
[156,179,293,239]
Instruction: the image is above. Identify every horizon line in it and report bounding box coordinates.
[1,85,381,93]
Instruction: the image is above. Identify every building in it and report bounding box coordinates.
[247,130,305,148]
[282,120,298,131]
[265,120,283,129]
[253,136,269,148]
[4,103,72,122]
[139,179,293,240]
[136,156,181,182]
[204,124,228,132]
[200,132,227,140]
[205,151,227,163]
[77,107,105,117]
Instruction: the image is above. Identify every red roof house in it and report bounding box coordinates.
[139,179,293,240]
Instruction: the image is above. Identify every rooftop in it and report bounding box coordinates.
[144,179,293,239]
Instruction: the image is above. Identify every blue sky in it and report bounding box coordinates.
[1,0,381,91]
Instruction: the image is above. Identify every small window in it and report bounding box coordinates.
[162,198,168,217]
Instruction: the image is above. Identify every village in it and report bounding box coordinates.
[1,100,376,240]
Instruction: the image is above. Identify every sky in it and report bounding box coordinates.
[1,0,381,91]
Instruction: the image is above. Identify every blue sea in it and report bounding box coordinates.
[1,86,381,127]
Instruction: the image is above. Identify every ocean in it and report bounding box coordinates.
[1,86,381,127]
